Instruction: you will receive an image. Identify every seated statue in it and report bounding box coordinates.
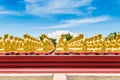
[4,34,10,52]
[56,34,68,52]
[35,40,44,52]
[0,36,4,52]
[114,33,120,52]
[104,36,111,52]
[17,38,24,52]
[97,34,104,52]
[86,38,91,52]
[23,34,29,52]
[36,34,54,52]
[89,37,94,52]
[110,35,116,52]
[67,34,84,52]
[77,34,84,52]
[9,35,14,52]
[92,36,98,52]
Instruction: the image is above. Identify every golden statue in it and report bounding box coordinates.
[23,34,29,52]
[4,34,10,52]
[92,36,98,52]
[35,34,54,52]
[97,34,104,52]
[0,36,4,52]
[17,38,24,52]
[77,34,84,52]
[86,38,91,52]
[36,40,44,52]
[109,35,116,52]
[104,36,111,52]
[89,37,94,52]
[9,35,14,52]
[56,34,68,52]
[115,33,120,52]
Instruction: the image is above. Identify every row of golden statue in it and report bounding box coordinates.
[56,33,120,53]
[0,34,54,53]
[0,33,120,53]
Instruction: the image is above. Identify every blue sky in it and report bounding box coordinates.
[0,0,120,38]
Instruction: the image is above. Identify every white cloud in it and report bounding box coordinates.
[0,6,20,15]
[64,15,110,23]
[25,0,93,16]
[0,11,19,15]
[42,15,110,29]
[48,30,77,42]
[25,0,40,3]
[11,24,24,27]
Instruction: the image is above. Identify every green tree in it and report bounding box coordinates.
[49,38,57,47]
[39,36,43,40]
[65,33,73,41]
[109,32,117,40]
[114,32,117,39]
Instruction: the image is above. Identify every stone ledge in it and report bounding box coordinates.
[0,73,120,80]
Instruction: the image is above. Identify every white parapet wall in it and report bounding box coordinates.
[0,73,120,80]
[0,74,53,80]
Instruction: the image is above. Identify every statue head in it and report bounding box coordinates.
[23,34,27,38]
[14,37,18,41]
[117,33,120,38]
[91,37,93,41]
[41,34,47,39]
[88,38,90,42]
[77,34,84,40]
[10,35,14,40]
[80,34,84,39]
[110,35,114,40]
[61,34,65,38]
[27,35,30,39]
[94,36,97,41]
[97,34,102,39]
[104,37,109,41]
[84,38,87,42]
[0,36,2,40]
[4,34,8,39]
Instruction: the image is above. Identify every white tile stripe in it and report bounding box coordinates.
[53,74,66,80]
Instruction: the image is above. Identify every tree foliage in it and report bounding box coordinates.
[109,32,117,40]
[65,33,73,41]
[49,38,57,47]
[39,36,43,40]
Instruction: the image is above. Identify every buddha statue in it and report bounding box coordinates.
[104,36,111,52]
[97,34,104,52]
[110,35,116,52]
[36,34,54,53]
[78,34,84,52]
[17,38,24,52]
[4,34,10,52]
[28,36,32,52]
[89,37,94,52]
[23,34,29,52]
[56,34,68,52]
[85,38,89,52]
[0,36,4,52]
[9,35,14,52]
[86,38,91,52]
[67,34,84,52]
[13,37,19,52]
[42,38,51,52]
[115,33,120,52]
[93,36,98,52]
